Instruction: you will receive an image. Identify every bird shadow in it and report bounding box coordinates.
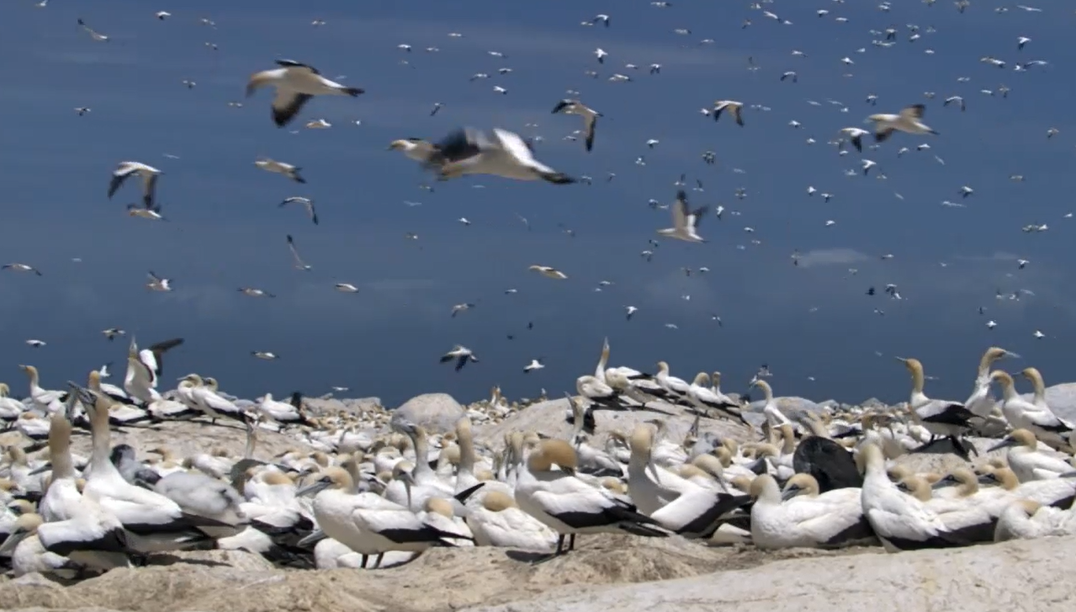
[504,550,556,563]
[144,553,231,568]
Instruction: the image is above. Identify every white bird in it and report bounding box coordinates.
[286,235,312,271]
[898,358,975,455]
[145,271,172,292]
[450,303,475,317]
[687,373,743,422]
[440,345,478,371]
[465,491,556,551]
[251,351,278,360]
[993,371,1073,446]
[255,158,305,183]
[989,429,1074,482]
[238,287,275,299]
[551,99,601,152]
[750,474,874,549]
[839,127,870,152]
[278,197,318,225]
[625,306,638,320]
[657,190,707,243]
[594,48,608,63]
[712,100,745,126]
[108,162,162,209]
[427,127,576,184]
[2,263,42,276]
[867,104,938,143]
[334,283,359,293]
[388,138,438,163]
[529,265,568,280]
[25,339,46,348]
[305,118,332,129]
[1017,36,1032,50]
[77,18,109,42]
[246,59,364,127]
[524,359,545,373]
[155,11,171,19]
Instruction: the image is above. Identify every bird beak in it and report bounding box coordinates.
[977,472,998,485]
[929,479,950,491]
[780,487,800,502]
[893,356,908,363]
[987,438,1015,453]
[296,480,330,497]
[296,529,327,548]
[0,530,28,555]
[1002,350,1021,359]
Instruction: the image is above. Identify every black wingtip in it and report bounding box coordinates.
[345,87,364,97]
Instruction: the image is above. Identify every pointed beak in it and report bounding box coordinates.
[780,487,800,502]
[987,438,1015,453]
[930,479,950,491]
[296,480,329,497]
[0,530,28,555]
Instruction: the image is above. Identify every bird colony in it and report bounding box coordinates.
[2,0,1075,594]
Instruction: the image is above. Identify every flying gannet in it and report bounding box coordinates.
[102,328,125,341]
[551,99,601,152]
[108,161,162,209]
[440,345,478,372]
[286,235,312,271]
[528,265,568,279]
[712,100,745,126]
[426,127,576,184]
[145,271,173,292]
[657,190,707,243]
[867,104,938,143]
[252,352,279,360]
[450,303,475,317]
[389,138,438,163]
[238,287,275,298]
[246,59,364,127]
[334,283,359,293]
[2,263,43,276]
[77,18,109,42]
[279,197,318,225]
[523,358,545,373]
[255,158,305,183]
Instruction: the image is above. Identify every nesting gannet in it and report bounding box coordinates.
[867,104,938,143]
[334,283,359,293]
[286,234,313,271]
[144,271,173,292]
[712,100,745,126]
[687,373,744,422]
[465,490,557,551]
[993,371,1073,447]
[657,190,707,243]
[994,499,1074,542]
[750,474,874,549]
[426,127,576,184]
[77,18,110,42]
[440,345,478,371]
[965,347,1018,418]
[388,138,438,163]
[528,265,568,279]
[989,429,1073,482]
[255,158,306,183]
[2,263,43,276]
[515,439,667,558]
[279,196,318,225]
[18,365,66,412]
[246,59,363,127]
[108,161,162,209]
[551,99,601,152]
[897,357,976,455]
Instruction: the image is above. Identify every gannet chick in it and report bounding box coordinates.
[279,197,318,225]
[255,158,306,183]
[108,162,162,209]
[246,59,363,127]
[440,345,477,371]
[529,265,568,279]
[712,100,745,126]
[2,263,43,276]
[867,104,938,143]
[657,190,707,243]
[425,127,576,184]
[388,138,438,163]
[145,271,173,292]
[551,99,601,152]
[993,371,1073,448]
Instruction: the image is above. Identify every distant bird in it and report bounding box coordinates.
[867,104,938,143]
[279,196,318,225]
[943,96,966,112]
[529,265,568,280]
[26,339,46,348]
[239,287,275,298]
[77,18,109,42]
[305,118,331,129]
[108,161,162,209]
[1017,259,1030,269]
[780,71,798,82]
[712,100,745,126]
[246,59,364,127]
[839,127,870,152]
[451,303,475,317]
[595,48,608,63]
[592,14,611,27]
[430,102,444,116]
[146,271,172,292]
[625,306,638,320]
[440,345,478,371]
[1033,330,1045,339]
[657,190,707,243]
[155,11,171,19]
[252,351,279,360]
[523,358,545,373]
[2,263,42,276]
[102,328,125,341]
[75,107,91,116]
[256,158,305,183]
[426,127,576,184]
[551,99,601,152]
[493,86,508,95]
[1017,36,1031,50]
[334,283,359,293]
[286,234,313,271]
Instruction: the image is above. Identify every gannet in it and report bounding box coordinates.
[180,374,246,425]
[2,263,43,276]
[523,359,545,373]
[989,430,1073,482]
[625,306,638,320]
[334,283,359,293]
[286,234,312,271]
[77,18,109,42]
[993,371,1073,447]
[514,439,667,559]
[18,365,66,412]
[145,271,173,292]
[450,303,475,317]
[426,127,576,184]
[279,197,318,225]
[750,474,874,549]
[897,357,975,456]
[838,127,870,152]
[867,104,938,143]
[465,491,557,551]
[127,204,166,221]
[255,158,305,183]
[712,101,745,126]
[108,161,162,209]
[994,499,1074,542]
[252,351,278,360]
[965,347,1018,418]
[687,373,744,422]
[239,287,275,298]
[25,339,46,348]
[246,59,363,127]
[657,190,707,243]
[388,138,438,163]
[528,265,568,279]
[551,99,601,152]
[594,48,608,63]
[440,345,477,371]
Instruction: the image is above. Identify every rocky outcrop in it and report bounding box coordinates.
[391,392,466,434]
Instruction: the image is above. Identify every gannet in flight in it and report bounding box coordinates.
[25,339,46,348]
[838,127,870,152]
[712,100,745,126]
[657,190,707,243]
[426,127,576,184]
[524,358,545,373]
[77,18,109,42]
[451,303,475,317]
[252,352,279,360]
[440,345,478,371]
[286,235,312,271]
[625,306,638,320]
[108,161,162,209]
[156,11,171,19]
[595,48,608,63]
[246,59,364,127]
[239,287,275,298]
[388,138,438,163]
[867,104,938,143]
[592,14,611,27]
[529,265,568,280]
[551,99,601,152]
[2,263,42,276]
[334,283,359,293]
[256,158,305,183]
[146,271,173,292]
[279,197,318,225]
[102,328,126,341]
